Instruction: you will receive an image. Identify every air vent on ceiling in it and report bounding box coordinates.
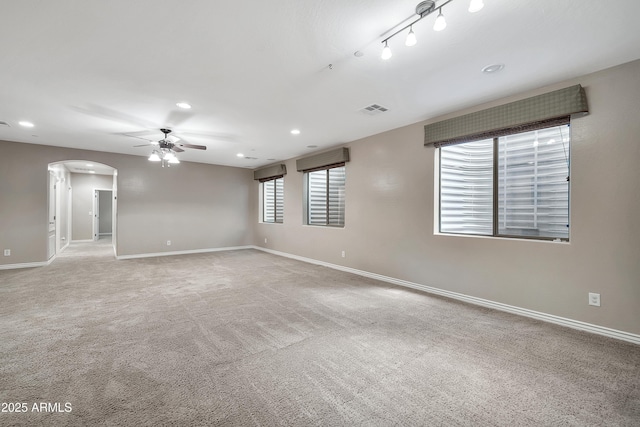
[244,156,258,160]
[73,167,94,172]
[360,104,389,115]
[0,121,10,127]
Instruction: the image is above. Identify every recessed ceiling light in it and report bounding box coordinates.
[86,163,93,167]
[354,51,364,57]
[89,171,96,174]
[482,64,505,74]
[290,129,301,135]
[176,102,192,109]
[19,121,34,128]
[236,153,244,158]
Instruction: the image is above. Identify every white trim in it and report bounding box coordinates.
[71,239,94,243]
[252,246,640,345]
[116,245,254,260]
[0,256,56,270]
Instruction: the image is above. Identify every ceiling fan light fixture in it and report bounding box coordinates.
[168,156,180,164]
[149,151,161,162]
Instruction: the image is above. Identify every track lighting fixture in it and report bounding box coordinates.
[405,26,417,47]
[380,0,484,60]
[381,40,392,60]
[433,8,447,31]
[468,0,484,12]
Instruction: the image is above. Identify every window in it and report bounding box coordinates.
[262,177,284,223]
[439,124,570,240]
[306,165,346,227]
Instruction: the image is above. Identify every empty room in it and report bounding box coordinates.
[1,1,639,426]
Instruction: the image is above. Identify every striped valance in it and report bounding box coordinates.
[424,84,588,147]
[296,148,350,172]
[253,164,286,181]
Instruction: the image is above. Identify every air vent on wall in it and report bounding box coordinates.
[360,104,389,115]
[0,121,10,127]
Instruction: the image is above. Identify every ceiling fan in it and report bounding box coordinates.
[134,128,206,167]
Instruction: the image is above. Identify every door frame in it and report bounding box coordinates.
[92,188,113,241]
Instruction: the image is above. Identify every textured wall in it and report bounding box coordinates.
[0,144,254,263]
[253,60,640,335]
[70,173,113,241]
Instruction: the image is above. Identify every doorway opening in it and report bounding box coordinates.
[47,161,118,260]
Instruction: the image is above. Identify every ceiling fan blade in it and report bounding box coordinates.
[120,132,156,142]
[74,104,158,129]
[177,143,207,150]
[164,110,195,128]
[173,146,185,153]
[176,130,237,144]
[133,144,154,147]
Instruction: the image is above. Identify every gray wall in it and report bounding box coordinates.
[0,144,254,263]
[70,173,113,241]
[253,59,640,336]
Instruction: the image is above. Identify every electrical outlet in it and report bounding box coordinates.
[3,249,10,256]
[588,292,601,307]
[166,240,171,246]
[341,250,346,258]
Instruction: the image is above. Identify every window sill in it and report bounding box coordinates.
[434,232,569,244]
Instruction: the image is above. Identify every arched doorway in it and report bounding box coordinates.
[47,161,118,259]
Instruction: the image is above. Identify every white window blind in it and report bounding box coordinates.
[440,139,493,235]
[498,125,570,239]
[307,166,345,227]
[263,177,284,223]
[439,124,570,240]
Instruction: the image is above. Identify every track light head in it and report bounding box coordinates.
[381,41,392,60]
[469,0,484,13]
[405,26,417,46]
[433,9,447,31]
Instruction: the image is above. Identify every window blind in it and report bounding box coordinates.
[440,139,494,235]
[497,125,570,239]
[307,165,345,227]
[263,177,284,223]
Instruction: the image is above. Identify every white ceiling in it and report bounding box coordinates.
[2,0,640,169]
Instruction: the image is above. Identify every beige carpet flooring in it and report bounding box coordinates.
[0,239,639,426]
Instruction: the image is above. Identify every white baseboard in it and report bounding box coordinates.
[252,246,640,345]
[116,245,254,260]
[71,239,94,243]
[0,256,56,270]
